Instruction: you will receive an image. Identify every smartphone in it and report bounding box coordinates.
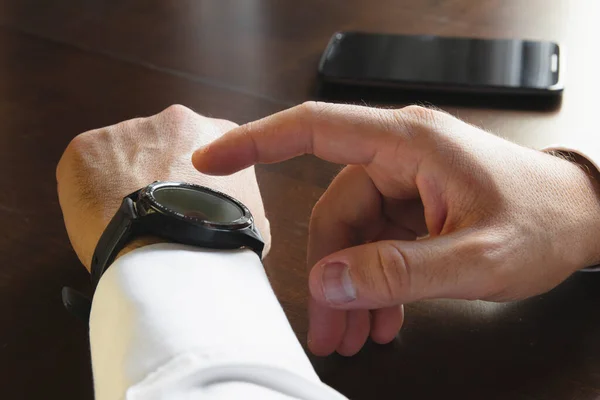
[318,32,564,96]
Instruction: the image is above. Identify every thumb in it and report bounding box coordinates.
[308,234,501,309]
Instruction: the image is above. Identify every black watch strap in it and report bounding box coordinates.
[62,182,265,323]
[62,192,139,322]
[90,195,138,288]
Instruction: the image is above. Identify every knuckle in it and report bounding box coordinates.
[57,131,94,182]
[299,100,322,116]
[299,101,333,121]
[391,105,446,134]
[60,130,95,171]
[459,231,512,300]
[297,101,322,153]
[161,104,197,125]
[402,105,442,123]
[67,131,93,154]
[370,242,412,305]
[159,104,202,140]
[163,103,194,117]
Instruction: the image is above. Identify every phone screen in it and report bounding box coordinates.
[319,32,562,93]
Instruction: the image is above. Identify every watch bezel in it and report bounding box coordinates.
[137,181,253,230]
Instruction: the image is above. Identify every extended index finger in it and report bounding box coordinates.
[192,102,402,175]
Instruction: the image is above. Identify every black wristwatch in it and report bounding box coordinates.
[62,181,264,321]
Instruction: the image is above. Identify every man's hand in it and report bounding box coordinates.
[192,102,600,357]
[57,105,270,270]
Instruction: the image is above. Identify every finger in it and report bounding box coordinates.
[374,221,418,242]
[370,305,404,345]
[307,166,384,355]
[307,167,425,355]
[381,198,428,237]
[308,232,497,310]
[370,215,410,345]
[307,166,382,354]
[307,298,346,357]
[192,102,429,176]
[336,310,370,356]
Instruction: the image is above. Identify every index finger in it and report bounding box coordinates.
[192,102,408,175]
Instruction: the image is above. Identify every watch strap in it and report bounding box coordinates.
[62,193,139,322]
[62,183,265,323]
[91,194,138,288]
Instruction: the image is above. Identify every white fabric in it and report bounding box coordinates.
[542,144,600,176]
[89,244,347,400]
[542,143,600,271]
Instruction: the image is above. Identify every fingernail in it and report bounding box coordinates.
[322,262,356,304]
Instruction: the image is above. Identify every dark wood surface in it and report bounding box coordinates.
[1,1,600,398]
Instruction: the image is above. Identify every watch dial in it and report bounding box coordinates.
[153,186,244,223]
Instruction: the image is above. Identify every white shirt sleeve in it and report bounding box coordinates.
[542,141,600,271]
[542,142,600,173]
[89,243,347,400]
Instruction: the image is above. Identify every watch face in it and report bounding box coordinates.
[150,184,246,225]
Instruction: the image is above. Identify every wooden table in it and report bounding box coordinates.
[1,1,600,398]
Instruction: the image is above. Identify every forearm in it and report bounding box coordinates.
[89,244,343,399]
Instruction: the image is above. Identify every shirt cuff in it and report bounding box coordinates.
[89,243,329,399]
[541,144,600,173]
[542,143,600,272]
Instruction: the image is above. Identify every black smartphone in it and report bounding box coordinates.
[318,32,564,96]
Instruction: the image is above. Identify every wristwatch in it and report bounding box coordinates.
[62,181,265,321]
